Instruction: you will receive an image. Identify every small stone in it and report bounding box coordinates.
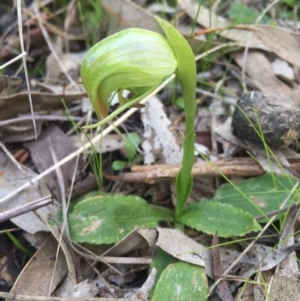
[231,91,300,149]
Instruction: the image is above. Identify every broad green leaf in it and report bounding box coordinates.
[215,173,299,220]
[68,194,173,244]
[151,248,177,280]
[150,248,177,296]
[152,262,207,301]
[178,201,261,237]
[54,191,105,223]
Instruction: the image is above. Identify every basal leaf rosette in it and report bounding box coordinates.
[81,29,177,119]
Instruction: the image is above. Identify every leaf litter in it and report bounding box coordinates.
[1,0,300,300]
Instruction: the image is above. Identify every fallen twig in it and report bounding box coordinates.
[106,157,300,184]
[0,195,52,223]
[212,233,233,301]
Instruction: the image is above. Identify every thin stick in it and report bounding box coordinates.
[0,52,27,69]
[17,0,37,138]
[0,74,175,204]
[0,195,52,223]
[0,115,82,127]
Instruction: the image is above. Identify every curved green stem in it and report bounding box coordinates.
[155,17,196,218]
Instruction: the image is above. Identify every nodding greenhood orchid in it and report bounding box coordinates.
[81,17,196,218]
[81,28,177,119]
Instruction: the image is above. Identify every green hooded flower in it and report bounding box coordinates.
[81,28,177,118]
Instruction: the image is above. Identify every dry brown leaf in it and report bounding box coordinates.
[1,120,43,143]
[24,126,84,201]
[156,228,213,278]
[47,223,77,284]
[0,91,86,120]
[101,0,162,32]
[137,228,157,248]
[45,37,86,84]
[103,230,146,257]
[9,236,68,296]
[69,134,125,153]
[269,273,300,301]
[272,58,295,82]
[234,24,300,68]
[0,152,58,234]
[231,50,300,102]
